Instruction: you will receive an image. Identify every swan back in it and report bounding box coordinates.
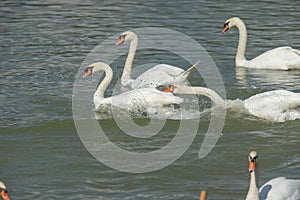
[243,90,300,122]
[131,64,185,88]
[110,88,183,108]
[95,88,183,113]
[259,177,300,200]
[249,46,300,69]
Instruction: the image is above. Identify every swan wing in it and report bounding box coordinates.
[106,88,183,109]
[148,64,185,76]
[137,88,184,106]
[259,177,300,200]
[249,46,300,70]
[243,90,300,122]
[132,64,186,88]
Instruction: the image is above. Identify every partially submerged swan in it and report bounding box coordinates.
[83,62,183,113]
[246,151,300,200]
[163,85,300,122]
[222,17,300,70]
[115,31,200,89]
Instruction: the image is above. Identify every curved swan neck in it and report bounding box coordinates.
[233,18,248,66]
[173,85,225,105]
[122,33,138,86]
[246,171,259,200]
[93,63,113,101]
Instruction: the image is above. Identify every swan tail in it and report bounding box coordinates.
[178,59,200,79]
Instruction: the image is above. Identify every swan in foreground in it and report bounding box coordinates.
[83,62,183,112]
[0,181,9,200]
[115,31,200,89]
[246,151,300,200]
[163,85,300,122]
[221,17,300,70]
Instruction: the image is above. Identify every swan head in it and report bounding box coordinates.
[221,17,241,34]
[0,181,9,200]
[248,151,258,173]
[82,62,110,79]
[115,31,137,46]
[156,85,176,93]
[163,85,176,93]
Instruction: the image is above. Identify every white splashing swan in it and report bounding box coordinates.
[0,181,9,200]
[222,17,300,70]
[82,62,183,112]
[115,31,200,89]
[242,90,300,122]
[246,151,300,200]
[166,85,300,122]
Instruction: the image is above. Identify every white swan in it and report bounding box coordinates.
[82,62,183,112]
[242,90,300,122]
[222,17,300,70]
[164,85,300,122]
[246,151,300,200]
[0,181,9,200]
[246,151,259,200]
[115,31,200,89]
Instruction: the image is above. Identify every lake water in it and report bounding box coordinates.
[1,0,300,199]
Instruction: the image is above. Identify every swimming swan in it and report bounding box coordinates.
[164,85,300,122]
[83,62,183,112]
[222,17,300,70]
[115,31,200,88]
[246,151,300,200]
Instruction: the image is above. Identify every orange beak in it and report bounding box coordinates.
[221,24,229,34]
[82,68,92,79]
[115,36,125,46]
[163,88,173,93]
[0,189,9,200]
[248,159,256,173]
[163,85,176,93]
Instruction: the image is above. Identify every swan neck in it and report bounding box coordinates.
[122,35,138,86]
[194,87,224,105]
[246,171,259,200]
[94,65,113,102]
[174,85,225,105]
[235,19,247,66]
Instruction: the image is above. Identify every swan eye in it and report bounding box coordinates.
[84,66,93,73]
[119,34,127,39]
[0,189,8,196]
[224,21,229,28]
[249,155,258,160]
